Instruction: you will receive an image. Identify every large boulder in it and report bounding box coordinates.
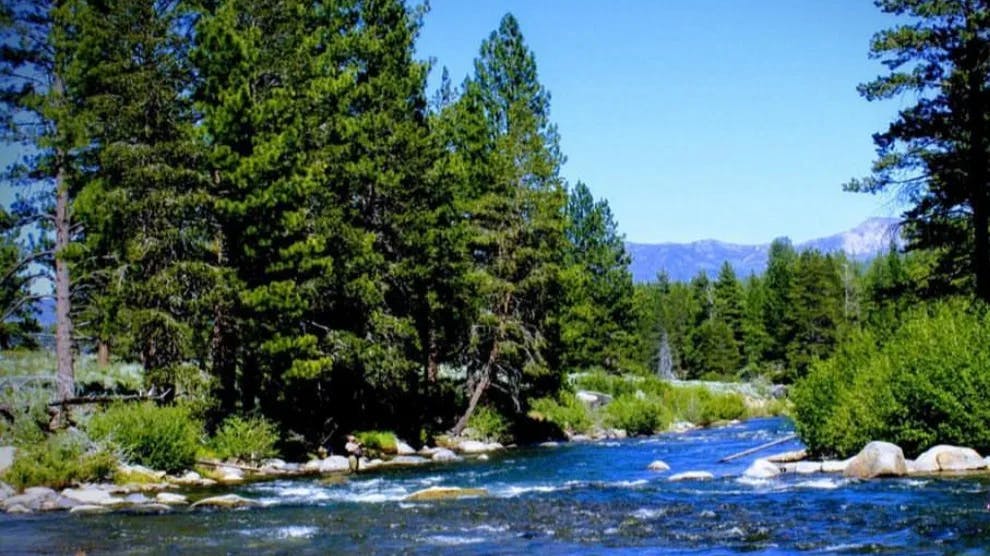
[781,461,822,474]
[913,445,986,473]
[843,441,908,479]
[457,440,504,454]
[190,494,261,510]
[62,486,124,507]
[743,459,780,479]
[155,492,188,505]
[0,446,15,474]
[302,455,350,474]
[3,487,73,512]
[431,448,460,462]
[395,440,417,456]
[404,486,488,502]
[821,459,852,473]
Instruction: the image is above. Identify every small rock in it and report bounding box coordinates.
[914,445,986,473]
[477,454,489,462]
[62,487,118,506]
[668,471,714,482]
[395,440,417,456]
[843,441,908,479]
[124,493,151,505]
[765,450,808,464]
[117,463,166,482]
[568,434,592,442]
[156,492,188,505]
[190,494,261,509]
[0,446,16,474]
[743,459,780,479]
[403,486,488,502]
[69,504,111,515]
[6,504,31,514]
[303,455,350,474]
[647,460,671,472]
[609,429,628,440]
[668,421,697,434]
[171,471,214,486]
[539,441,559,448]
[431,448,460,462]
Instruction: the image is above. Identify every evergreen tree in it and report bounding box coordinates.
[848,0,990,301]
[0,207,42,349]
[784,250,843,380]
[740,273,772,370]
[763,237,797,364]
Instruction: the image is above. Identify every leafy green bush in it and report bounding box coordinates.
[2,431,116,490]
[355,430,398,454]
[573,370,670,398]
[88,402,203,473]
[793,299,990,458]
[529,392,593,434]
[466,406,510,442]
[701,392,747,424]
[210,415,280,463]
[603,394,670,435]
[661,385,711,424]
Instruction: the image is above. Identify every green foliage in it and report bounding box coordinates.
[87,403,203,473]
[354,431,399,454]
[210,415,280,463]
[2,431,116,491]
[572,370,669,398]
[700,392,747,424]
[603,394,670,436]
[466,406,510,443]
[793,299,990,458]
[529,392,593,434]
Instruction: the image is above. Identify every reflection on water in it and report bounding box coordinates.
[3,418,990,554]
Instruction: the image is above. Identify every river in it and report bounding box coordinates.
[2,417,989,554]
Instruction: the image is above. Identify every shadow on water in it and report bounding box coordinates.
[3,418,990,554]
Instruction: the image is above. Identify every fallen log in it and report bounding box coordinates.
[47,390,170,407]
[719,434,798,463]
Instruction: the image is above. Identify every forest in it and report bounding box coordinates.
[2,0,990,473]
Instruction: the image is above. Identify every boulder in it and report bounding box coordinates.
[62,487,123,506]
[743,459,780,479]
[69,504,111,515]
[821,459,851,473]
[568,434,592,442]
[302,455,350,474]
[155,492,188,505]
[477,454,490,462]
[217,466,245,483]
[171,471,217,487]
[0,446,15,474]
[403,486,488,502]
[6,504,31,514]
[3,487,58,512]
[668,421,697,434]
[124,493,152,505]
[843,441,908,479]
[385,455,429,467]
[913,445,986,473]
[431,448,460,462]
[190,494,261,510]
[668,471,714,482]
[457,440,504,454]
[575,390,612,408]
[395,440,417,456]
[117,463,166,482]
[0,482,14,502]
[539,441,560,448]
[647,460,671,472]
[781,461,821,474]
[766,450,808,464]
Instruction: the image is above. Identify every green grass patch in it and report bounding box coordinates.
[355,430,398,454]
[2,431,117,491]
[210,415,280,463]
[88,402,203,473]
[529,391,593,434]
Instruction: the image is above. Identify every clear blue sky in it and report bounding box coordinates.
[416,0,905,244]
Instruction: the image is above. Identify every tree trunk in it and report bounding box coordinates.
[210,224,237,415]
[451,339,500,436]
[426,327,439,384]
[97,341,110,368]
[54,160,75,411]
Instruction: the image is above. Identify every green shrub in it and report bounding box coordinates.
[701,392,747,424]
[88,402,203,473]
[573,370,636,397]
[355,430,398,454]
[793,299,990,458]
[529,392,593,434]
[603,394,670,435]
[2,431,116,490]
[210,415,280,463]
[662,385,711,424]
[466,406,510,443]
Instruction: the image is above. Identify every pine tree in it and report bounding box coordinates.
[763,237,797,364]
[848,0,990,301]
[0,207,42,349]
[784,250,843,380]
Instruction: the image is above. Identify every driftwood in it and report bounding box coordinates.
[47,389,171,407]
[719,434,798,463]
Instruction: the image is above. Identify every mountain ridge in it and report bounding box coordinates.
[626,217,902,283]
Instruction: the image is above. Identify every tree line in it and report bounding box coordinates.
[0,1,635,448]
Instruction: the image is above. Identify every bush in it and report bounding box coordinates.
[466,406,510,443]
[793,299,990,458]
[701,392,747,424]
[603,394,670,435]
[573,370,670,398]
[354,430,398,454]
[210,415,280,463]
[2,431,116,490]
[529,392,593,434]
[88,402,203,473]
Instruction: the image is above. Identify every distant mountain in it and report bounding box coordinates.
[626,217,902,283]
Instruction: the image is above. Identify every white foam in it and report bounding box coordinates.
[497,484,563,497]
[423,535,485,546]
[630,508,666,520]
[275,526,318,539]
[791,478,844,490]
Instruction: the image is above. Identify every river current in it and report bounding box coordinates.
[2,417,990,554]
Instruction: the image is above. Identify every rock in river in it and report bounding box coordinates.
[431,448,461,462]
[156,492,188,505]
[743,459,780,479]
[191,494,262,510]
[913,445,986,473]
[647,460,671,472]
[843,441,907,479]
[668,471,714,482]
[457,440,504,454]
[404,486,488,502]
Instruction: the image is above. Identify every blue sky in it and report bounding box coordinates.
[416,0,905,244]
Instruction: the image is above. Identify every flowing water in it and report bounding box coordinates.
[3,418,990,554]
